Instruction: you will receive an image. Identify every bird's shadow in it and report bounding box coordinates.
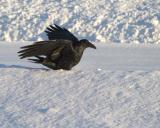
[0,64,48,70]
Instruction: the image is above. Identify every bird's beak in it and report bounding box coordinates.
[88,42,96,49]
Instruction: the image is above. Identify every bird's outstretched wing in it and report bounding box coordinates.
[18,40,73,59]
[45,24,79,42]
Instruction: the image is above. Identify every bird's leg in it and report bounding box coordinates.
[42,59,56,67]
[42,59,58,70]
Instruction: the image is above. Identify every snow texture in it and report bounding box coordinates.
[0,42,160,128]
[0,0,160,127]
[0,66,160,128]
[0,0,160,44]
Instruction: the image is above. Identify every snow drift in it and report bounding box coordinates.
[0,0,160,44]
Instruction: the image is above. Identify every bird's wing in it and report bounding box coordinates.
[45,24,79,42]
[18,40,73,59]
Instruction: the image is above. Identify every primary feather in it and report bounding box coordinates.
[45,24,79,42]
[18,40,71,59]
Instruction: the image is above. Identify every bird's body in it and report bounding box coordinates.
[18,24,96,70]
[43,40,83,70]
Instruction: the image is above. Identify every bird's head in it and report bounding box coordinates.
[79,39,96,49]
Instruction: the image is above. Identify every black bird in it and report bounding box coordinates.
[18,24,96,70]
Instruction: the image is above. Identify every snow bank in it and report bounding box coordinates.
[0,68,160,128]
[0,0,160,44]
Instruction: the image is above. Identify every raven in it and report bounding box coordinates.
[18,24,96,70]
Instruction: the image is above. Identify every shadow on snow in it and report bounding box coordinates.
[0,64,48,70]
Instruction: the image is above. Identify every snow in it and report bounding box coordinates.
[0,42,160,128]
[1,0,160,127]
[1,68,160,128]
[0,0,160,44]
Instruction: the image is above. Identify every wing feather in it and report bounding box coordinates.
[18,40,72,59]
[45,24,79,42]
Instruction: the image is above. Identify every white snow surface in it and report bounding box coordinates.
[0,42,160,128]
[1,0,160,44]
[1,0,160,127]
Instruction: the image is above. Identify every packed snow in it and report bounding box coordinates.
[0,42,160,128]
[0,67,160,128]
[1,0,160,128]
[0,0,160,44]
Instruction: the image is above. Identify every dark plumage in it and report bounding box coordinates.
[18,24,96,70]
